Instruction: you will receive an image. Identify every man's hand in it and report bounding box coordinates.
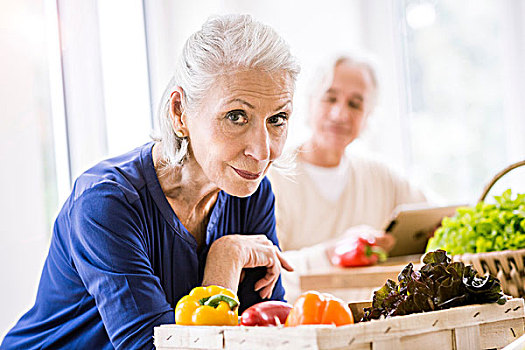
[325,225,397,264]
[340,225,396,252]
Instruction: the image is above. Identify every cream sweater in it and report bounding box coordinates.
[268,154,426,302]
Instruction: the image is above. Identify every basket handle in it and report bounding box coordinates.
[478,159,525,202]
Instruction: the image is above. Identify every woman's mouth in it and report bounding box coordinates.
[231,167,261,180]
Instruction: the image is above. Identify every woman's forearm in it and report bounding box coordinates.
[202,237,243,293]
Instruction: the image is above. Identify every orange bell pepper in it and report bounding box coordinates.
[285,291,354,326]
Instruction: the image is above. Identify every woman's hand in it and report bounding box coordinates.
[203,235,293,299]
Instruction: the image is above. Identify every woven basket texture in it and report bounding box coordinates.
[455,249,525,298]
[454,160,525,298]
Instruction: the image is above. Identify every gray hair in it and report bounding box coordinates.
[307,53,379,108]
[155,14,300,167]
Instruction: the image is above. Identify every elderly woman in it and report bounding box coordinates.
[268,54,426,302]
[1,14,299,349]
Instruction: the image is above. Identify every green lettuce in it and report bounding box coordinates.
[426,189,525,255]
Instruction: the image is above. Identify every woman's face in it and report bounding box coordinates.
[185,70,294,197]
[309,63,375,153]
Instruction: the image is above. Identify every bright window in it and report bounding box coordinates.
[361,0,525,204]
[401,0,509,203]
[0,0,59,337]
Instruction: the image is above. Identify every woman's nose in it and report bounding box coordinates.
[244,125,270,161]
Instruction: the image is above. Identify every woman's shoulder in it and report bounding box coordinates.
[72,143,154,204]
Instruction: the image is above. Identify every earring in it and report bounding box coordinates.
[175,130,185,138]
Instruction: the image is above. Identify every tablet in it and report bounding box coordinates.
[384,204,464,257]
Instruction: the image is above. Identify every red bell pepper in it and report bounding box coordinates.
[240,301,292,326]
[330,237,387,267]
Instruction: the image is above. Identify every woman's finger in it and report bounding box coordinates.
[275,248,294,272]
[254,254,278,285]
[240,269,246,283]
[246,248,271,268]
[259,284,273,299]
[253,255,277,289]
[263,263,281,298]
[256,250,285,297]
[253,234,272,245]
[255,268,279,299]
[254,273,273,292]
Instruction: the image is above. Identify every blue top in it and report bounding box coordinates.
[1,143,285,349]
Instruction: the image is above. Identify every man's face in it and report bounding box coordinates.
[309,63,374,153]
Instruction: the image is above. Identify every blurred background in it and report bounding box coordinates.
[1,0,524,338]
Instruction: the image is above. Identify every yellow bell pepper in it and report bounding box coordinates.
[175,285,239,326]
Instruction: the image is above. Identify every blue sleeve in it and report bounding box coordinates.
[237,177,287,309]
[69,183,173,349]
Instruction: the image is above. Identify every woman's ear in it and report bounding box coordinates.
[169,87,189,138]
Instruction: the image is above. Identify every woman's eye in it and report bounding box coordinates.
[225,110,248,125]
[267,113,288,127]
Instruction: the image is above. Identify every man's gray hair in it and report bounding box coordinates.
[307,53,379,107]
[155,14,300,167]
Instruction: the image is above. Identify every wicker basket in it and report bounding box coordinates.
[454,160,525,298]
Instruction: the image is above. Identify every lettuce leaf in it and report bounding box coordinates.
[361,250,506,321]
[426,189,525,255]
